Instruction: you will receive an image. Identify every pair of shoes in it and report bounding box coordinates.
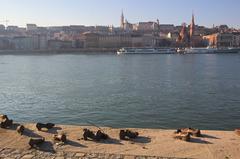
[119,130,139,140]
[53,133,67,143]
[180,128,202,137]
[29,138,45,148]
[173,127,202,142]
[36,123,55,131]
[0,115,13,128]
[173,131,191,142]
[83,129,109,141]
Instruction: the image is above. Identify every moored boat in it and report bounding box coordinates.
[117,48,176,55]
[178,47,240,54]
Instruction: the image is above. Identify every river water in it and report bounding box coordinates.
[1,53,240,130]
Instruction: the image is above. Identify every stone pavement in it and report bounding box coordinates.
[0,148,188,159]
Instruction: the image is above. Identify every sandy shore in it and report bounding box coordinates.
[0,123,240,159]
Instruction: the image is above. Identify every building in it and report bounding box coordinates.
[39,35,48,50]
[27,24,38,31]
[94,25,110,33]
[6,26,19,31]
[81,32,99,48]
[0,37,12,49]
[0,25,5,31]
[203,33,234,47]
[48,40,73,50]
[81,31,161,48]
[32,34,48,50]
[133,21,159,32]
[159,24,175,33]
[12,36,34,50]
[120,11,159,34]
[233,33,240,47]
[99,34,132,48]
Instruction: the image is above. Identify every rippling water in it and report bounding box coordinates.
[1,53,240,130]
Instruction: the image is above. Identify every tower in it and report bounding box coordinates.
[177,23,189,47]
[189,13,195,47]
[189,13,195,39]
[120,10,125,29]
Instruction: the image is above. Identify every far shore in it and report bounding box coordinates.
[0,123,240,159]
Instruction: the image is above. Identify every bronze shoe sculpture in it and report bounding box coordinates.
[53,134,67,143]
[83,129,109,141]
[95,130,109,141]
[17,125,25,135]
[83,129,96,141]
[29,137,45,148]
[0,115,13,129]
[119,129,139,140]
[36,123,55,131]
[173,130,191,142]
[180,128,202,137]
[0,115,9,120]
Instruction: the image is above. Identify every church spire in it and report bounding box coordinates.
[190,12,195,38]
[120,10,125,29]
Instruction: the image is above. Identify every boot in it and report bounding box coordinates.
[29,138,45,148]
[83,129,95,141]
[173,131,191,142]
[95,130,109,141]
[125,130,139,139]
[17,125,25,135]
[36,123,55,131]
[119,130,139,140]
[181,128,201,137]
[53,134,67,143]
[0,119,13,128]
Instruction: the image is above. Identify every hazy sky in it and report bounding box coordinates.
[0,0,239,28]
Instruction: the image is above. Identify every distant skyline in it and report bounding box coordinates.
[0,0,240,28]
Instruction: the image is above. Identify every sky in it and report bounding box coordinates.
[0,0,239,28]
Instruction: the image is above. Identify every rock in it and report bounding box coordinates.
[21,154,35,159]
[75,153,85,157]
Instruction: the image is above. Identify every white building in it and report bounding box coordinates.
[12,36,34,50]
[0,25,5,31]
[27,24,38,31]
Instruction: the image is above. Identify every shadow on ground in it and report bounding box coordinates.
[130,136,151,144]
[190,138,213,144]
[66,139,88,148]
[202,134,220,139]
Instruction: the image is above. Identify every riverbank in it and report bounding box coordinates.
[0,123,239,159]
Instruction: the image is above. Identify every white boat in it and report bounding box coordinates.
[184,47,217,54]
[117,48,176,55]
[214,48,240,54]
[184,47,240,54]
